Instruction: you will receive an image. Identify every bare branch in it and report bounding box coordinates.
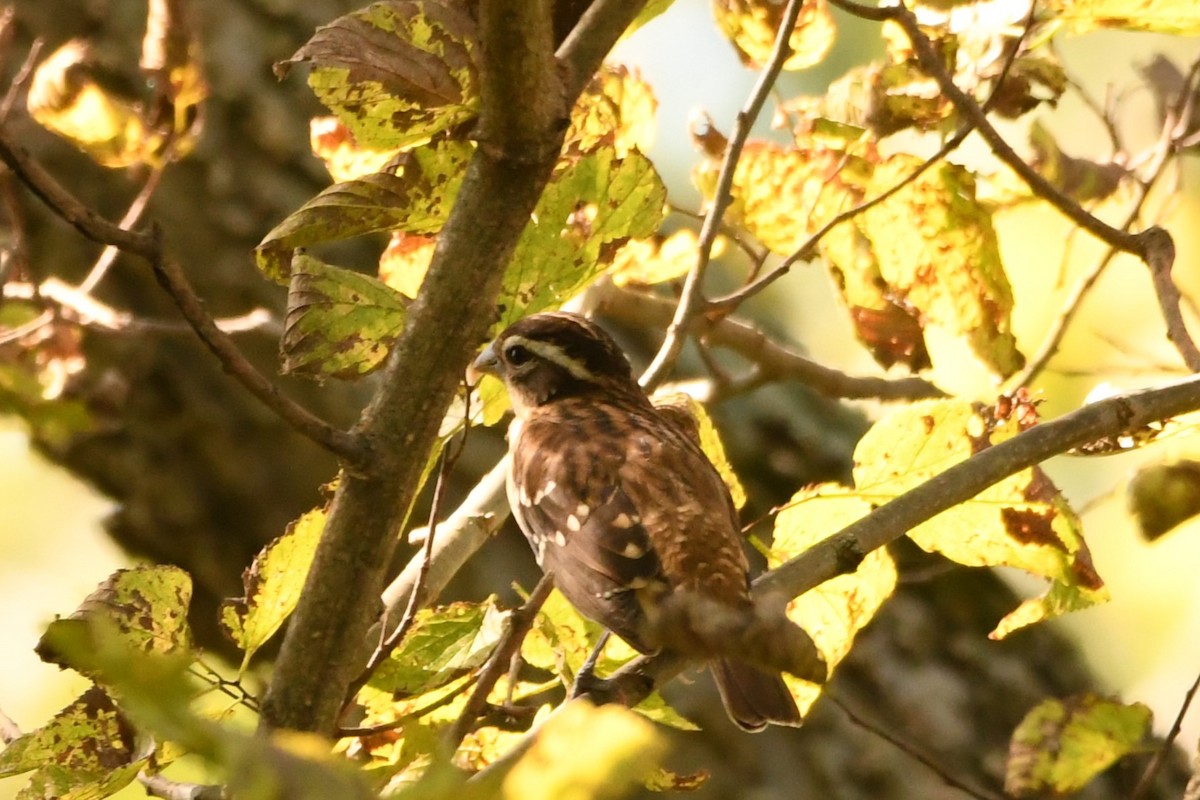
[638,0,808,388]
[557,0,649,100]
[138,772,226,800]
[1130,670,1200,800]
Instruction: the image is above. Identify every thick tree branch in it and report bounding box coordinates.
[0,128,360,461]
[260,0,647,736]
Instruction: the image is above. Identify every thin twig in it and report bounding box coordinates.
[138,772,227,800]
[78,160,169,294]
[441,573,555,755]
[828,692,1010,800]
[0,32,41,123]
[638,0,807,388]
[1129,669,1200,800]
[0,706,20,743]
[0,126,363,462]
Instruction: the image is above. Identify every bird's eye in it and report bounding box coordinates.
[504,343,532,365]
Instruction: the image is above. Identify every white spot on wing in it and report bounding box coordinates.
[612,513,641,529]
[553,530,566,546]
[575,503,590,518]
[534,480,557,504]
[622,541,645,558]
[566,514,581,532]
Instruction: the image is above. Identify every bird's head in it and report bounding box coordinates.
[469,312,643,415]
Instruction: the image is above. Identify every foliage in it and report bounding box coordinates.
[4,0,1200,798]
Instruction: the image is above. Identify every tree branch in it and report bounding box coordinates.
[260,0,647,736]
[638,0,807,388]
[0,127,361,461]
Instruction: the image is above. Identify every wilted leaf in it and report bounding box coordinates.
[281,253,410,379]
[609,229,700,288]
[712,0,836,71]
[652,393,747,509]
[498,145,666,331]
[27,41,153,168]
[769,486,897,714]
[370,599,509,694]
[311,116,401,182]
[501,702,665,800]
[643,766,709,792]
[219,507,325,672]
[855,398,1107,637]
[862,155,1023,379]
[1028,121,1126,204]
[255,139,472,282]
[1043,0,1200,34]
[141,0,208,153]
[0,686,144,800]
[279,0,478,150]
[567,64,657,156]
[37,565,193,675]
[1005,694,1152,797]
[1127,460,1200,542]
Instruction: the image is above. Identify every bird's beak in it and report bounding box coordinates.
[466,342,500,386]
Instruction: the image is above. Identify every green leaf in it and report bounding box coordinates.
[1005,694,1152,797]
[861,155,1023,379]
[498,144,666,331]
[712,0,836,71]
[770,485,897,714]
[632,693,700,732]
[219,507,326,672]
[0,686,144,800]
[36,566,193,676]
[370,598,509,694]
[1044,0,1200,34]
[279,0,478,150]
[281,253,410,379]
[255,139,472,281]
[501,701,665,800]
[854,398,1108,637]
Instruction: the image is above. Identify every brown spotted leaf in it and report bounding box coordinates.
[278,0,478,150]
[310,116,401,183]
[861,155,1023,379]
[220,508,325,672]
[0,686,145,797]
[1005,694,1152,797]
[37,566,193,675]
[1043,0,1200,34]
[1126,460,1200,542]
[852,398,1107,638]
[567,64,657,157]
[281,253,410,380]
[255,139,472,282]
[712,0,836,71]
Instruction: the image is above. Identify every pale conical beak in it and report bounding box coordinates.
[466,342,501,386]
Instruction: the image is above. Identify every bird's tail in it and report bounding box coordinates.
[711,658,803,732]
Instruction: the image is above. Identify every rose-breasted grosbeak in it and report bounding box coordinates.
[471,311,808,731]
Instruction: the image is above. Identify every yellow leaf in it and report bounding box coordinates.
[651,393,747,509]
[770,486,897,714]
[712,0,836,71]
[609,229,704,288]
[854,398,1108,637]
[380,232,437,299]
[568,64,657,157]
[311,116,400,183]
[502,701,665,800]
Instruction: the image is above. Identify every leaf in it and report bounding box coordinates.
[255,139,472,282]
[36,566,193,676]
[279,0,479,150]
[310,116,401,183]
[643,766,709,792]
[1043,0,1200,34]
[219,507,326,672]
[609,229,701,288]
[769,486,897,714]
[567,64,657,157]
[281,253,410,379]
[861,155,1023,379]
[854,398,1108,637]
[651,393,747,509]
[1028,121,1126,204]
[370,599,509,694]
[1005,694,1152,797]
[27,41,153,168]
[631,693,700,732]
[712,0,836,71]
[498,144,666,331]
[379,232,437,299]
[1126,460,1200,542]
[501,701,665,800]
[0,686,144,800]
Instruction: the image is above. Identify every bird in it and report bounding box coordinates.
[469,310,815,731]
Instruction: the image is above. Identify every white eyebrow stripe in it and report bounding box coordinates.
[502,335,601,382]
